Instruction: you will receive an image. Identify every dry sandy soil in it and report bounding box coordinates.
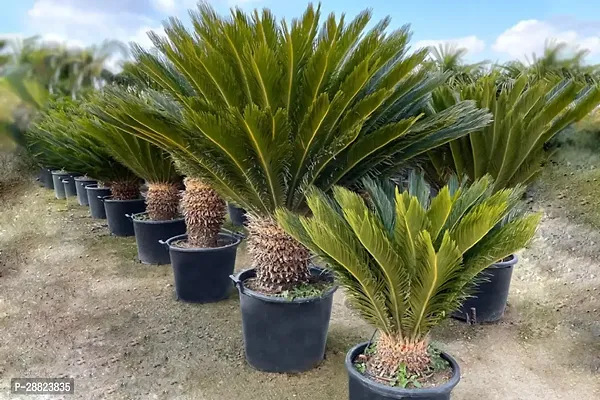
[1,158,599,400]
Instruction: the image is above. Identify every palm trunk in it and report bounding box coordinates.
[181,178,225,247]
[246,215,311,293]
[146,182,180,221]
[109,181,140,200]
[366,334,431,380]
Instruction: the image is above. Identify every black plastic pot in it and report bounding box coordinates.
[227,203,247,226]
[37,168,52,188]
[102,197,146,237]
[346,342,460,400]
[51,171,71,199]
[131,212,186,265]
[41,168,54,189]
[62,176,77,198]
[452,255,518,323]
[86,185,111,219]
[231,268,337,373]
[75,177,97,206]
[162,233,241,303]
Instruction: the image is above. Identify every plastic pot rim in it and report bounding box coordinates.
[130,212,184,225]
[231,267,338,304]
[86,184,109,190]
[103,197,144,204]
[74,176,97,183]
[486,254,518,270]
[163,232,241,253]
[345,342,461,396]
[51,170,71,176]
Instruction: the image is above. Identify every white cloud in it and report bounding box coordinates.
[414,35,485,55]
[26,0,156,47]
[493,19,600,61]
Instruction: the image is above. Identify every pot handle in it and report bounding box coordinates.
[125,213,133,220]
[230,274,244,293]
[158,239,169,249]
[62,179,69,184]
[97,195,110,202]
[222,228,247,240]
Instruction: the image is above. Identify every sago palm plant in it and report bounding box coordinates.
[27,98,140,198]
[427,73,600,191]
[276,173,540,383]
[92,3,492,292]
[83,97,181,221]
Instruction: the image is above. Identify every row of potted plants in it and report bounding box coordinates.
[24,3,596,398]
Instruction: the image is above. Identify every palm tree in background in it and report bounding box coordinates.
[428,43,489,85]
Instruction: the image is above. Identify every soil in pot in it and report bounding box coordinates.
[227,203,247,226]
[75,177,97,206]
[132,212,186,265]
[231,268,337,373]
[62,176,77,198]
[86,185,111,219]
[452,255,518,323]
[346,342,461,400]
[51,170,71,199]
[103,197,146,237]
[165,233,241,303]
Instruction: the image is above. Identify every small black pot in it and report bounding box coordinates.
[131,212,186,265]
[41,168,54,190]
[86,185,111,219]
[227,203,247,226]
[37,168,52,188]
[231,268,337,373]
[102,197,146,237]
[51,171,71,199]
[75,177,97,206]
[452,255,518,323]
[62,176,77,198]
[163,233,241,303]
[346,342,460,400]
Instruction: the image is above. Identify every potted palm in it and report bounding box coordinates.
[277,173,540,399]
[82,107,184,263]
[425,74,600,322]
[90,4,491,372]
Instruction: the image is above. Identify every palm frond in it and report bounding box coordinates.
[277,173,540,340]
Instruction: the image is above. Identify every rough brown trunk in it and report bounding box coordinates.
[246,214,311,293]
[146,182,180,221]
[366,334,431,380]
[109,181,140,200]
[181,178,225,248]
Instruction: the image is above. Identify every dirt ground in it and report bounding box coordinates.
[1,157,599,400]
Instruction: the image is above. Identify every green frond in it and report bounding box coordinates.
[93,3,491,217]
[427,73,600,192]
[278,174,540,340]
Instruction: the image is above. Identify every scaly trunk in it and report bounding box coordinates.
[366,334,431,380]
[146,182,180,221]
[247,214,311,293]
[109,180,140,200]
[181,178,225,247]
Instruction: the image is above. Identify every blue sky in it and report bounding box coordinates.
[2,0,600,64]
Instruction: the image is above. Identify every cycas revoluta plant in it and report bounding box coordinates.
[427,73,600,191]
[276,173,540,383]
[428,43,489,86]
[27,98,141,199]
[84,98,181,220]
[92,3,492,292]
